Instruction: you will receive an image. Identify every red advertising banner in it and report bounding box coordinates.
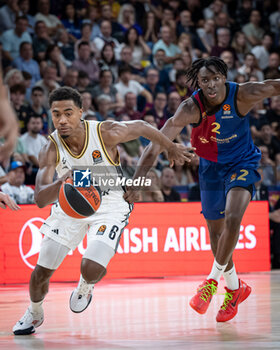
[0,202,270,283]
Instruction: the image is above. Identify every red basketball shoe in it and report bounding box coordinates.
[216,279,251,322]
[189,279,218,314]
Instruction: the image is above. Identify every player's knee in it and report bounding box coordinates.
[81,258,106,284]
[31,265,54,285]
[225,212,242,232]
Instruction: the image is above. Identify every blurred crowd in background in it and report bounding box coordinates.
[0,0,280,266]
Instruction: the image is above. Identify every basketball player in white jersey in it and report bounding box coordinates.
[13,87,194,335]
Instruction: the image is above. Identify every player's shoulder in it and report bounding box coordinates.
[38,138,58,166]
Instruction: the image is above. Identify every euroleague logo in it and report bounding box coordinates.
[19,218,44,269]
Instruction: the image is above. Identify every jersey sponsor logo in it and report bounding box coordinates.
[223,104,231,111]
[19,217,44,269]
[97,225,107,235]
[92,150,103,164]
[199,136,209,144]
[62,158,67,165]
[73,169,91,187]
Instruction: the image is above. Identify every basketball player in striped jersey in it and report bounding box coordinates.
[13,87,194,335]
[125,57,280,322]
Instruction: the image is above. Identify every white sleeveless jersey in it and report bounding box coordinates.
[49,120,130,217]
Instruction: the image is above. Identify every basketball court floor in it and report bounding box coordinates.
[0,271,280,350]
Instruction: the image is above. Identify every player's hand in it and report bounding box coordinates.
[123,187,141,204]
[58,170,73,184]
[167,144,196,167]
[0,193,20,210]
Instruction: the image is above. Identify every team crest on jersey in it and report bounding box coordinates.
[92,150,103,164]
[97,225,106,235]
[230,173,237,182]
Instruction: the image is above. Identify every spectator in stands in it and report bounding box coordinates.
[12,42,41,87]
[62,68,78,89]
[99,3,122,34]
[181,50,193,71]
[0,0,19,33]
[231,31,250,65]
[152,26,181,65]
[256,122,280,162]
[237,52,264,81]
[169,70,192,100]
[116,92,141,121]
[220,50,238,81]
[56,29,75,63]
[251,34,273,70]
[84,5,100,40]
[203,0,225,20]
[146,92,168,129]
[1,16,32,62]
[253,168,269,201]
[72,42,99,83]
[270,196,280,268]
[91,68,123,112]
[242,9,264,46]
[81,91,95,120]
[215,12,231,29]
[93,20,120,54]
[139,113,158,147]
[1,161,34,204]
[269,0,280,36]
[264,53,280,79]
[152,49,170,91]
[61,3,81,40]
[259,145,276,186]
[143,11,159,46]
[186,153,200,185]
[18,0,35,35]
[235,0,254,28]
[117,3,141,35]
[19,115,47,184]
[4,69,24,88]
[76,70,91,93]
[98,43,118,82]
[34,0,63,38]
[196,18,216,54]
[210,27,236,59]
[266,96,280,131]
[143,68,164,98]
[114,65,153,103]
[160,167,181,202]
[117,45,143,81]
[10,83,28,134]
[32,21,52,62]
[174,162,188,186]
[165,91,181,119]
[118,27,151,69]
[35,65,60,108]
[74,23,99,60]
[95,94,115,121]
[248,104,268,141]
[27,86,50,135]
[43,44,67,81]
[141,168,164,202]
[177,33,199,61]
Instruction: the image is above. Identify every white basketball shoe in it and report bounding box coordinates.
[70,276,94,313]
[13,306,44,335]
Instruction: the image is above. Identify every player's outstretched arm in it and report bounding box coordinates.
[123,98,200,203]
[100,116,195,166]
[34,141,71,208]
[238,79,280,115]
[0,73,18,163]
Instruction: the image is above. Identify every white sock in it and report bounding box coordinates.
[79,275,94,288]
[207,259,227,284]
[30,300,43,313]
[223,265,239,290]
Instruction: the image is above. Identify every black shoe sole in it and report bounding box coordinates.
[69,292,92,313]
[13,326,35,335]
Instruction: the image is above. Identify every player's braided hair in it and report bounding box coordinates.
[186,57,228,90]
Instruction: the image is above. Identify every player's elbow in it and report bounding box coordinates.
[34,192,46,208]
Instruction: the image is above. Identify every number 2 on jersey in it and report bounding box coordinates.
[211,122,221,134]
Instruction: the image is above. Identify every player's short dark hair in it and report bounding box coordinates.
[49,87,82,108]
[186,56,228,89]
